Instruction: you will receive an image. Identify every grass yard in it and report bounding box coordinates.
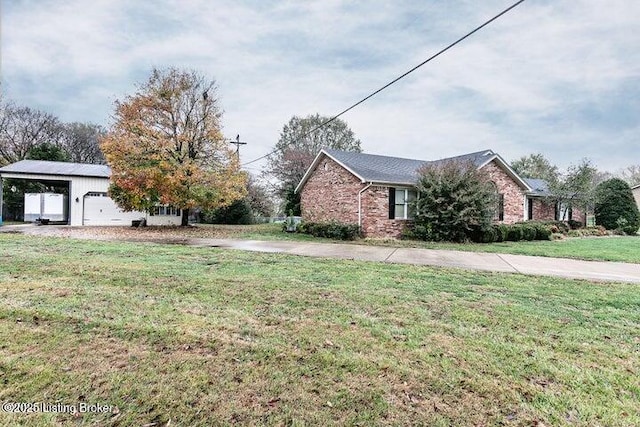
[358,234,640,264]
[0,234,638,426]
[16,222,640,263]
[219,223,640,264]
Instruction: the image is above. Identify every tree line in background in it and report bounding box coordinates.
[2,66,640,227]
[0,96,108,220]
[0,99,106,166]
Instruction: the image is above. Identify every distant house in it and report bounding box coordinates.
[295,148,566,238]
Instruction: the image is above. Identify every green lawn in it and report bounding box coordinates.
[220,223,640,264]
[0,234,638,426]
[358,234,640,263]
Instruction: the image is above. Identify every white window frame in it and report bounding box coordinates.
[152,205,181,216]
[393,187,418,220]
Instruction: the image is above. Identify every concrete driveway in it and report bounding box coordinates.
[187,238,640,284]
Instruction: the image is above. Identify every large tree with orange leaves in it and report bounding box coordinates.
[100,68,246,226]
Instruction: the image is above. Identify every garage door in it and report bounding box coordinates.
[83,193,144,225]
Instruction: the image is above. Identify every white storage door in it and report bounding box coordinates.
[43,193,65,221]
[83,194,144,226]
[24,193,42,221]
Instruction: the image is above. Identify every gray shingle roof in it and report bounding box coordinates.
[524,178,551,196]
[0,160,110,178]
[323,148,498,185]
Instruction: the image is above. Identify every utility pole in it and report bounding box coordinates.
[229,134,247,161]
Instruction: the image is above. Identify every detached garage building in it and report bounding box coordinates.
[0,160,181,226]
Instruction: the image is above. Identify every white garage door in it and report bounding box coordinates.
[83,193,144,226]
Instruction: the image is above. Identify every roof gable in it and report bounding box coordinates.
[0,160,110,178]
[296,148,532,192]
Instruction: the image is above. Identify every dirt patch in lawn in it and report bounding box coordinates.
[6,224,264,242]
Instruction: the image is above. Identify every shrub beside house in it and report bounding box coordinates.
[595,179,640,235]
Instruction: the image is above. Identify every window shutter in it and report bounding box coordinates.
[388,187,395,219]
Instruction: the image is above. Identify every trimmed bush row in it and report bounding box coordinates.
[296,221,361,240]
[567,226,609,237]
[403,221,555,243]
[472,222,553,243]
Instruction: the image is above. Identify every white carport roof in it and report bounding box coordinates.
[0,160,110,178]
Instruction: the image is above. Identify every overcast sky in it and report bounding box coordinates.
[2,0,638,174]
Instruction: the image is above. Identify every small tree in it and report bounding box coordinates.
[413,160,496,242]
[27,142,70,162]
[201,199,253,225]
[511,153,559,182]
[547,159,598,220]
[264,114,361,215]
[246,174,273,218]
[595,178,640,234]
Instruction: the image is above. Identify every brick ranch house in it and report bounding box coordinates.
[295,148,575,238]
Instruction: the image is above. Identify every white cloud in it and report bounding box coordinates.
[2,0,639,173]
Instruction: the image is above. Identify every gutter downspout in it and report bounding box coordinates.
[358,182,373,231]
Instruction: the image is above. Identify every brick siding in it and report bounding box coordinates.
[300,155,530,238]
[529,198,556,221]
[299,156,410,238]
[484,160,526,224]
[299,156,361,225]
[361,185,410,237]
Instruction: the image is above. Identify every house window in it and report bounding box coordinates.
[495,194,505,221]
[388,187,417,220]
[491,182,504,221]
[152,205,181,216]
[527,198,534,220]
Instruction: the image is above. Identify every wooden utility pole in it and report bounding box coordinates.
[229,134,247,161]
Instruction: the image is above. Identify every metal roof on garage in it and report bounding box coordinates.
[0,160,110,178]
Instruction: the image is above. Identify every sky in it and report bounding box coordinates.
[1,0,639,175]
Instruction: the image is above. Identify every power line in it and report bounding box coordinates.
[242,0,526,167]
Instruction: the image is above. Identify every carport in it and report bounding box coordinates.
[0,160,114,226]
[0,159,182,226]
